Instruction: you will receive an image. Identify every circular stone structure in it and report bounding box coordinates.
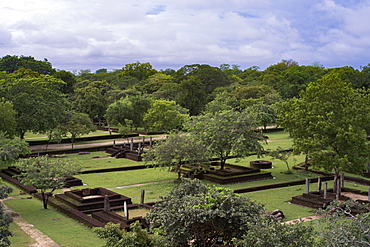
[250,160,273,169]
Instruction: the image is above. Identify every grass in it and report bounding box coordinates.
[3,183,105,247]
[5,130,370,246]
[75,168,177,189]
[54,152,142,170]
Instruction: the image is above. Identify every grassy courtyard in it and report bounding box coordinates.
[3,130,370,246]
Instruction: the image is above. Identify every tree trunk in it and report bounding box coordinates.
[304,155,309,171]
[220,159,226,170]
[334,168,340,199]
[71,138,74,149]
[41,192,48,209]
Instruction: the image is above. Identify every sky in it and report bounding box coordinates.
[1,0,370,72]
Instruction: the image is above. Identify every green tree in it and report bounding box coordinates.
[74,81,115,125]
[0,132,30,166]
[105,98,134,128]
[16,156,81,209]
[268,146,295,174]
[276,73,370,193]
[53,70,76,94]
[144,100,189,132]
[0,73,69,139]
[246,102,276,130]
[174,64,230,95]
[185,110,264,169]
[275,65,326,99]
[0,55,55,74]
[234,217,316,247]
[121,62,157,81]
[0,99,17,138]
[0,183,13,247]
[317,200,370,246]
[142,132,211,179]
[94,221,167,247]
[175,76,207,115]
[58,112,96,148]
[147,178,265,247]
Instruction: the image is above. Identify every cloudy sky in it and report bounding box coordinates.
[1,0,370,72]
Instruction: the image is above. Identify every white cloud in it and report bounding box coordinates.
[0,0,370,71]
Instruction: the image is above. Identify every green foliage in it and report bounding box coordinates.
[234,217,316,247]
[246,102,277,130]
[175,76,207,115]
[147,178,265,246]
[144,99,189,131]
[185,110,264,169]
[317,200,370,246]
[74,81,114,123]
[0,55,55,75]
[0,73,69,139]
[0,132,30,166]
[0,99,16,138]
[175,64,230,95]
[58,112,96,148]
[0,183,12,247]
[94,221,167,247]
[142,132,211,178]
[277,73,370,177]
[106,96,151,130]
[121,62,157,81]
[268,146,295,173]
[16,156,82,209]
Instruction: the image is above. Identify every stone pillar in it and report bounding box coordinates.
[124,201,129,220]
[130,138,133,151]
[140,189,145,205]
[324,182,328,199]
[104,195,110,212]
[305,178,309,194]
[138,143,141,155]
[317,177,322,193]
[337,179,341,198]
[150,137,153,146]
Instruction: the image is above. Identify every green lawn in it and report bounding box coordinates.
[3,183,105,247]
[4,130,370,246]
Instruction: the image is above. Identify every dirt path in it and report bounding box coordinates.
[1,198,60,247]
[29,135,168,151]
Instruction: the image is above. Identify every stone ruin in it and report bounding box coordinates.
[291,176,370,209]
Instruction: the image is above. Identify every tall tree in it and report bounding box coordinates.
[246,102,276,130]
[58,112,96,148]
[0,132,30,166]
[142,132,211,179]
[147,178,264,247]
[174,64,230,95]
[144,100,189,132]
[0,55,55,75]
[0,73,69,139]
[277,73,370,193]
[175,76,207,115]
[185,110,264,169]
[0,99,17,138]
[16,156,81,209]
[121,62,157,81]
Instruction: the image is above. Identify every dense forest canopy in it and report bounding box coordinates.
[1,54,370,138]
